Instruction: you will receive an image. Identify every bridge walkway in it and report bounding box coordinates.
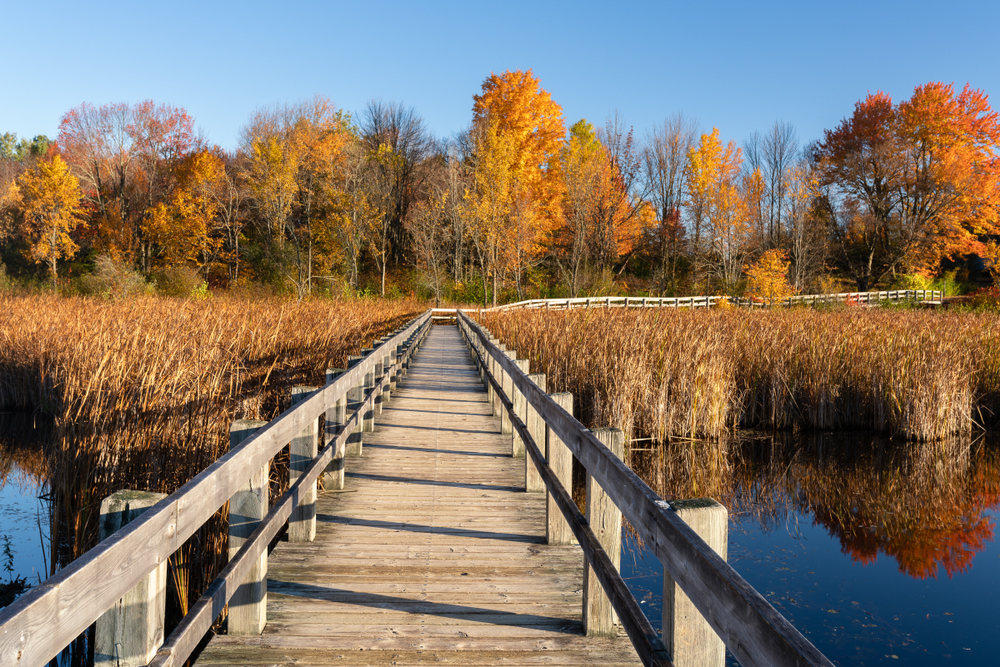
[195,324,642,666]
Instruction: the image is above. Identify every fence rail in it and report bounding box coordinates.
[483,290,943,312]
[457,310,834,667]
[0,311,434,667]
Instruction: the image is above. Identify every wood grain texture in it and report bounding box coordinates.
[195,326,640,667]
[227,420,268,636]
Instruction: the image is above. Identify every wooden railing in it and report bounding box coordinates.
[0,311,434,667]
[483,289,943,312]
[457,310,834,667]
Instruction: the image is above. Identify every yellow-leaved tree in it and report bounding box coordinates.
[17,155,84,289]
[471,69,566,301]
[142,151,225,268]
[745,249,794,304]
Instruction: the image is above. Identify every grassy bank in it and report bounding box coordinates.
[478,308,1000,442]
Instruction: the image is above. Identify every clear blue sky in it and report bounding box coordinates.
[3,0,998,153]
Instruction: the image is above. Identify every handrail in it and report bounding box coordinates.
[457,310,834,667]
[461,318,670,667]
[0,310,434,667]
[482,289,943,312]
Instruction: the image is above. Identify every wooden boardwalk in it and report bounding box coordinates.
[196,325,642,666]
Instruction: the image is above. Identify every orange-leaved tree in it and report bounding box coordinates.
[686,128,752,292]
[16,155,84,288]
[472,69,566,300]
[814,83,1000,290]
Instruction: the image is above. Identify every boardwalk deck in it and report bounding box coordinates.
[195,325,642,666]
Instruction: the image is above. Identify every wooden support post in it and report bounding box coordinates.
[546,392,575,545]
[95,490,168,667]
[362,348,376,432]
[584,428,624,637]
[391,345,403,392]
[227,419,268,635]
[346,355,364,456]
[491,343,506,417]
[662,498,728,667]
[525,374,546,493]
[289,386,319,542]
[324,369,346,490]
[511,358,529,457]
[500,349,517,435]
[381,348,393,407]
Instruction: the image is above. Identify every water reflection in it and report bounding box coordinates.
[629,432,1000,580]
[0,412,52,595]
[625,431,1000,666]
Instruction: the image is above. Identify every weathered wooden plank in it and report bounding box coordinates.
[195,325,640,667]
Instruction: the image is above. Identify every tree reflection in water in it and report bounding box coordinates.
[627,431,1000,580]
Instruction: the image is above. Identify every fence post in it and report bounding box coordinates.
[324,369,347,490]
[490,342,506,416]
[94,490,168,667]
[662,498,728,667]
[361,348,376,432]
[289,386,319,542]
[584,427,624,637]
[511,358,529,458]
[525,374,546,493]
[226,420,268,635]
[382,346,394,407]
[547,392,576,545]
[501,349,517,435]
[346,355,364,456]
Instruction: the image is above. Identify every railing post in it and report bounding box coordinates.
[361,348,376,432]
[490,342,506,416]
[511,358,529,458]
[584,427,624,637]
[662,498,728,667]
[346,355,364,456]
[382,346,394,408]
[227,419,268,635]
[95,490,168,667]
[547,392,576,545]
[525,373,546,493]
[289,386,319,542]
[501,349,517,435]
[324,369,347,491]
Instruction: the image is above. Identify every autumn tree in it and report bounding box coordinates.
[472,69,566,298]
[141,151,225,268]
[240,97,351,298]
[358,100,434,274]
[558,119,603,296]
[15,155,84,288]
[642,114,697,293]
[406,190,452,305]
[813,83,1000,290]
[57,101,198,269]
[744,249,794,304]
[686,128,753,292]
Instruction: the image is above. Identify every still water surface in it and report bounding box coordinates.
[1,419,997,666]
[623,432,1000,666]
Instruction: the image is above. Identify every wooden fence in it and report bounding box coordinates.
[457,310,834,667]
[483,289,943,312]
[0,311,434,667]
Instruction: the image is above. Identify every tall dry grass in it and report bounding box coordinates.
[479,308,1000,443]
[0,294,421,616]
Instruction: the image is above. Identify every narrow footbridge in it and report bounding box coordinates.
[0,312,833,667]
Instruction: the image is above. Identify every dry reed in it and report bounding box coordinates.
[0,294,421,616]
[479,308,1000,443]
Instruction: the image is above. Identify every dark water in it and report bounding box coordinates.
[0,413,51,590]
[621,432,1000,666]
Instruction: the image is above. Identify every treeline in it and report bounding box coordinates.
[1,72,998,302]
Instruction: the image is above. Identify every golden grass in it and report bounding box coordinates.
[478,307,1000,443]
[0,294,422,614]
